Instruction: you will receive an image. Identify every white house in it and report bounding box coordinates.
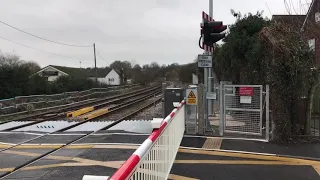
[34,65,122,85]
[97,69,121,85]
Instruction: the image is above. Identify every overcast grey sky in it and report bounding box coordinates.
[0,0,312,68]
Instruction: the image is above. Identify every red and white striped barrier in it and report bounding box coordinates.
[109,100,186,180]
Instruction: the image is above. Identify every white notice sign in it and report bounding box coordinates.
[198,55,212,68]
[240,96,252,104]
[206,92,217,100]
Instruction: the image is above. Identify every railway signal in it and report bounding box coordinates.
[200,11,227,51]
[202,21,227,48]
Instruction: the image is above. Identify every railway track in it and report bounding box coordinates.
[0,85,156,124]
[0,85,161,131]
[0,87,162,179]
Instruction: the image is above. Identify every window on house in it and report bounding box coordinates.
[315,12,320,23]
[309,39,315,51]
[108,78,114,82]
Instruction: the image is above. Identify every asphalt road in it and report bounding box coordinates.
[0,130,319,179]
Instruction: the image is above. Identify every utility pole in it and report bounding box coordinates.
[207,0,213,117]
[93,43,97,83]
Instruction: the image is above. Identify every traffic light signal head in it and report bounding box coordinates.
[202,21,227,48]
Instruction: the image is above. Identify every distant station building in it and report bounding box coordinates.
[34,65,122,85]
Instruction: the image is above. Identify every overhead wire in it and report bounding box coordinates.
[290,0,299,14]
[0,35,85,61]
[304,0,310,13]
[284,0,292,14]
[96,50,108,65]
[0,20,92,47]
[265,2,272,16]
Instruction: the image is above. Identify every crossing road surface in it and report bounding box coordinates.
[0,137,319,180]
[171,148,320,180]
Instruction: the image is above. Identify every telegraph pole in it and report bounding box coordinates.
[93,43,97,83]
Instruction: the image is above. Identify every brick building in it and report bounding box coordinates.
[302,0,320,65]
[273,0,320,65]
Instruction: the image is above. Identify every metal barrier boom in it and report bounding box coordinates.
[109,100,186,180]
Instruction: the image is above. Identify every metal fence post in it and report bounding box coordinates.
[266,85,270,141]
[197,84,204,135]
[219,82,224,136]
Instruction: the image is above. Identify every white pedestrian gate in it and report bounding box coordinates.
[205,83,270,140]
[220,84,269,140]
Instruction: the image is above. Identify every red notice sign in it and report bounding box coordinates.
[239,87,254,96]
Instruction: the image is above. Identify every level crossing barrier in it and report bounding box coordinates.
[108,100,186,180]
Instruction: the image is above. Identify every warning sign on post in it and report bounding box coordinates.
[239,87,253,104]
[186,89,197,105]
[239,87,254,96]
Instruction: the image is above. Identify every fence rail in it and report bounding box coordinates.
[0,84,139,116]
[109,100,185,180]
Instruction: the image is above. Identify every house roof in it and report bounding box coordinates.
[272,15,306,27]
[109,69,121,76]
[51,65,110,77]
[37,65,111,78]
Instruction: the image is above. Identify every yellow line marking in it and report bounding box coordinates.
[168,174,200,180]
[0,144,63,149]
[313,165,320,175]
[92,144,138,149]
[2,149,124,168]
[202,137,222,149]
[23,163,89,170]
[178,148,320,165]
[4,150,40,157]
[174,160,311,165]
[0,144,138,149]
[65,145,93,149]
[0,168,14,172]
[17,145,63,149]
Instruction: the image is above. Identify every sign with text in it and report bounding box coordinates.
[240,96,252,104]
[186,89,197,105]
[239,87,254,96]
[206,92,216,100]
[198,55,212,68]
